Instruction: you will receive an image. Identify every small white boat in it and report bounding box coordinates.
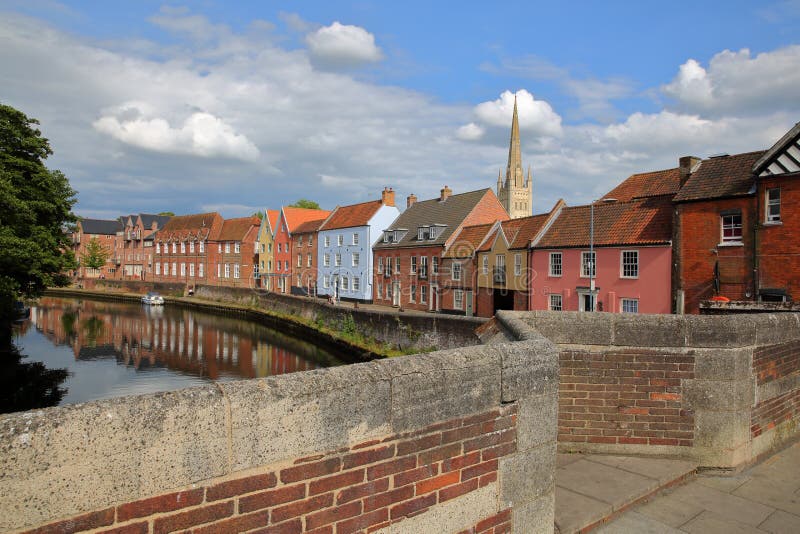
[141,292,165,305]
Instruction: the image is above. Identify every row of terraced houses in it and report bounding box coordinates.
[71,114,800,316]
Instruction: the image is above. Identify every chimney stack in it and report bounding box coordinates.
[407,194,418,209]
[440,185,452,202]
[679,156,701,188]
[381,187,396,207]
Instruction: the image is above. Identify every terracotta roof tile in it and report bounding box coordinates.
[604,167,681,202]
[534,196,672,248]
[266,210,280,233]
[320,200,383,231]
[157,212,223,241]
[293,218,327,234]
[445,223,494,258]
[673,151,763,202]
[282,207,332,233]
[219,217,260,241]
[502,214,551,250]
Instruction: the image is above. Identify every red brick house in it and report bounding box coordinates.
[118,214,171,280]
[213,217,261,288]
[441,222,495,316]
[290,217,327,296]
[153,212,224,287]
[752,122,800,302]
[672,152,764,313]
[273,207,331,294]
[71,218,122,279]
[372,186,509,312]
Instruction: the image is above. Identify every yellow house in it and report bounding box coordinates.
[476,201,563,317]
[256,209,280,290]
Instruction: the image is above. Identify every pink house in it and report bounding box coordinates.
[529,196,673,314]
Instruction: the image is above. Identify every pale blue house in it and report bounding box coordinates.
[317,188,400,302]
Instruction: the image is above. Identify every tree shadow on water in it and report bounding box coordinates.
[0,327,69,414]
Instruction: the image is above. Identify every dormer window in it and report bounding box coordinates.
[428,226,437,240]
[418,226,428,240]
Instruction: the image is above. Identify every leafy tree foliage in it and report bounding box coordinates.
[289,199,321,210]
[252,211,264,220]
[157,211,175,216]
[81,237,110,270]
[0,103,77,324]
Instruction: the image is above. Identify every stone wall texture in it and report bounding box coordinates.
[490,310,800,469]
[193,284,487,352]
[0,337,558,533]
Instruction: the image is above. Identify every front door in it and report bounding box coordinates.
[465,290,473,316]
[392,282,400,307]
[580,293,596,312]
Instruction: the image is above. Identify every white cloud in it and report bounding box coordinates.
[93,102,260,161]
[456,122,485,141]
[473,89,562,138]
[305,21,383,67]
[663,46,800,115]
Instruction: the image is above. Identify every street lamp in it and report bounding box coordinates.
[589,198,617,308]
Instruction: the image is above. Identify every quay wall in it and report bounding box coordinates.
[0,337,559,533]
[489,311,800,470]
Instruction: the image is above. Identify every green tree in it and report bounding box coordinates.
[289,199,321,210]
[81,237,110,270]
[252,211,264,220]
[0,103,77,324]
[157,211,175,216]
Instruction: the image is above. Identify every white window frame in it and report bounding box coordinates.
[580,251,596,278]
[549,294,562,311]
[324,254,330,267]
[335,253,341,267]
[189,241,195,253]
[199,240,204,253]
[621,298,639,313]
[352,233,359,245]
[297,254,302,267]
[514,253,522,276]
[420,256,428,277]
[353,277,360,291]
[766,188,781,223]
[411,256,417,274]
[199,263,204,277]
[337,234,343,246]
[171,262,177,276]
[482,255,489,275]
[549,252,562,277]
[395,257,401,274]
[309,235,313,247]
[323,275,330,289]
[218,243,222,253]
[621,250,639,278]
[307,254,312,267]
[378,257,383,274]
[324,235,330,247]
[420,285,427,303]
[225,242,230,253]
[189,263,195,277]
[234,242,240,253]
[156,243,161,254]
[410,285,416,302]
[341,276,349,291]
[172,243,177,254]
[452,262,462,281]
[224,264,230,278]
[454,289,463,310]
[180,242,186,254]
[180,262,186,276]
[155,263,160,275]
[234,264,240,279]
[721,213,743,244]
[352,252,360,267]
[432,256,439,274]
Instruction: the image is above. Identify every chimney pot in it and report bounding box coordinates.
[407,194,417,209]
[440,185,452,202]
[381,187,396,207]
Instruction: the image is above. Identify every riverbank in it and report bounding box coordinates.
[45,286,484,360]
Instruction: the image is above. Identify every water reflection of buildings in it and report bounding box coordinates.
[32,298,333,380]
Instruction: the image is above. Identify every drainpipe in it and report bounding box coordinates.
[753,182,760,301]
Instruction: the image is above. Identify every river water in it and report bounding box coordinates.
[12,296,344,407]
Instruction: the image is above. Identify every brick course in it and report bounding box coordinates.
[559,349,695,447]
[22,407,516,534]
[751,340,800,438]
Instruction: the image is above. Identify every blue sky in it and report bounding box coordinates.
[1,1,799,218]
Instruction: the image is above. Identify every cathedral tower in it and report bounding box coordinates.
[496,95,533,219]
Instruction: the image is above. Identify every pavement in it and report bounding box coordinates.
[561,441,800,533]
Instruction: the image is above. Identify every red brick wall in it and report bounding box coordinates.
[675,198,755,313]
[461,192,509,228]
[757,177,800,299]
[751,340,800,439]
[476,288,494,318]
[23,407,516,534]
[292,230,320,295]
[559,349,695,447]
[373,246,444,312]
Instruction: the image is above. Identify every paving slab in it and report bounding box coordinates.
[587,455,697,485]
[557,453,584,468]
[668,483,775,527]
[636,493,705,528]
[695,474,751,493]
[557,458,659,510]
[732,477,800,516]
[554,486,611,534]
[758,510,800,534]
[681,510,768,534]
[593,511,683,534]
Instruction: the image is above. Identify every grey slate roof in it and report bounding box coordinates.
[373,189,491,249]
[140,214,171,229]
[80,218,122,235]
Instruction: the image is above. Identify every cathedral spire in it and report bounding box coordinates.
[506,94,523,188]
